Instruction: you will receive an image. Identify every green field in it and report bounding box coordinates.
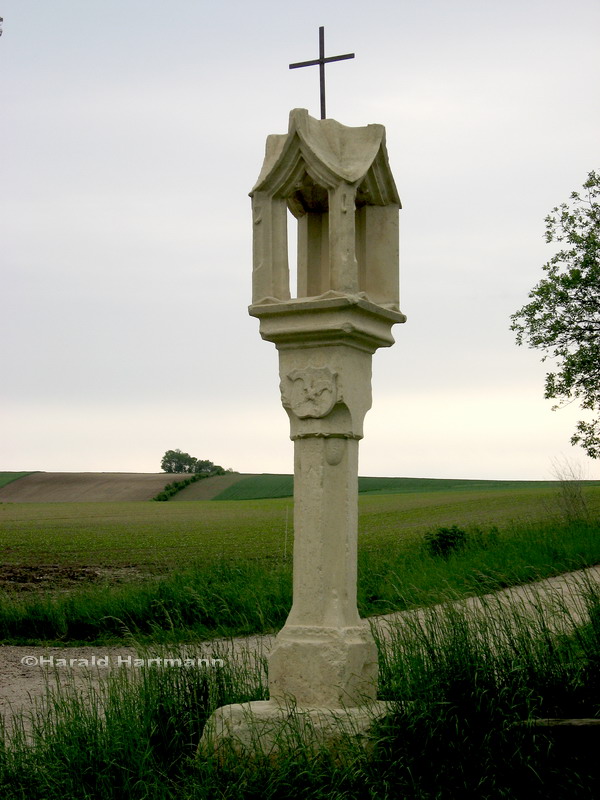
[210,473,571,501]
[213,473,294,500]
[2,482,598,570]
[1,479,599,645]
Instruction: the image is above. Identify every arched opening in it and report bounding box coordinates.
[287,209,298,299]
[287,172,330,299]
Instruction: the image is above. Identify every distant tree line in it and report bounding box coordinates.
[160,449,227,475]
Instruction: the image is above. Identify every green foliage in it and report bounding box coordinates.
[511,170,600,458]
[160,449,197,473]
[423,524,468,558]
[160,449,226,475]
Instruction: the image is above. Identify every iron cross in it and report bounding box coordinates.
[289,27,355,120]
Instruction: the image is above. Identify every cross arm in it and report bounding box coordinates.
[289,53,355,70]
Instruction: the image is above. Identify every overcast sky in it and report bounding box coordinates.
[2,0,599,480]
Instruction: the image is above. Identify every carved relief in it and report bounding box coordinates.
[325,438,345,466]
[282,367,339,419]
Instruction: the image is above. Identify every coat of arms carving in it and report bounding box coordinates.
[283,367,339,419]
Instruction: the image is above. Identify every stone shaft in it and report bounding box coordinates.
[289,434,360,629]
[249,298,404,708]
[267,427,378,707]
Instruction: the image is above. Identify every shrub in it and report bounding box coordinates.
[152,473,207,502]
[424,525,468,558]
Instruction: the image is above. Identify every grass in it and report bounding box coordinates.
[0,514,599,645]
[0,481,597,644]
[357,475,567,495]
[0,498,295,568]
[2,483,598,570]
[1,579,599,798]
[0,560,292,644]
[0,476,599,794]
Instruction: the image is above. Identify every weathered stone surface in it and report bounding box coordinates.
[250,108,404,312]
[268,623,378,707]
[199,109,404,758]
[200,699,391,760]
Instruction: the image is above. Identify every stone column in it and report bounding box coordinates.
[267,336,377,708]
[251,191,290,304]
[328,183,359,295]
[198,298,404,757]
[267,434,378,708]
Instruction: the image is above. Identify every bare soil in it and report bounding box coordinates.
[0,564,154,593]
[0,473,185,502]
[172,472,251,500]
[0,472,247,503]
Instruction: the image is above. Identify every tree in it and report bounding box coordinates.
[160,449,197,473]
[510,170,600,458]
[160,449,225,474]
[194,459,220,475]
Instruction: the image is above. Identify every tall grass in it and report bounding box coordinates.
[370,577,600,798]
[1,643,269,798]
[0,560,292,644]
[2,580,599,797]
[1,517,599,645]
[359,516,600,613]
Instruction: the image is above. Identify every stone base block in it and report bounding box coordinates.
[199,699,392,761]
[268,624,379,707]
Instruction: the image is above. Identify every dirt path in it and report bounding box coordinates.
[2,566,599,731]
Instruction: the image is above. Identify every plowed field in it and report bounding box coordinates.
[0,472,190,502]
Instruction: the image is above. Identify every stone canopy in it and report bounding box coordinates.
[252,108,400,204]
[250,109,402,312]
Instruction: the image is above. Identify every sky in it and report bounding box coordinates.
[1,0,599,480]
